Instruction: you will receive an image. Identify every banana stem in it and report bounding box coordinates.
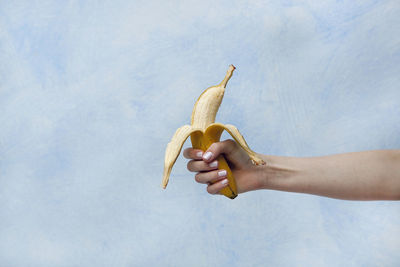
[219,65,236,88]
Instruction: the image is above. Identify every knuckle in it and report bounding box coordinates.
[222,139,236,153]
[224,139,236,146]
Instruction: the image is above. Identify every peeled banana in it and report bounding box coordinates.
[161,65,265,199]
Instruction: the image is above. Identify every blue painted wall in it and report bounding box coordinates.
[1,1,399,266]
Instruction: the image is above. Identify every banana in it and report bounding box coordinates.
[161,65,265,199]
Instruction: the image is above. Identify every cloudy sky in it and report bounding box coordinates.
[1,0,399,266]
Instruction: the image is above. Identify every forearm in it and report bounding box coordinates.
[258,150,400,200]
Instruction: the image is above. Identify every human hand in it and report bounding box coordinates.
[183,139,265,195]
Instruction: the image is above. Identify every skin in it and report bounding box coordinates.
[183,139,400,200]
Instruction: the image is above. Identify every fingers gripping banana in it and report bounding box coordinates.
[161,65,265,199]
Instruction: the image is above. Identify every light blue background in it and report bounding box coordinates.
[1,1,399,266]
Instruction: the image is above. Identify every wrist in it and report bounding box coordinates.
[257,154,301,192]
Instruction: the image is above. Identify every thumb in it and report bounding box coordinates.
[202,139,237,163]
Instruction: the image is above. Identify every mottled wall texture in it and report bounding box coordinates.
[1,1,399,266]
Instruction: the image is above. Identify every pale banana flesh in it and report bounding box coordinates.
[162,65,265,199]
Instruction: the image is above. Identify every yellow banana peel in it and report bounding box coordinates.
[161,65,265,199]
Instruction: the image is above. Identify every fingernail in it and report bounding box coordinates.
[196,151,203,158]
[221,179,228,185]
[203,151,212,160]
[218,170,227,177]
[209,160,218,168]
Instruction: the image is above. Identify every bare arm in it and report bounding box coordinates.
[184,141,400,200]
[260,150,400,200]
